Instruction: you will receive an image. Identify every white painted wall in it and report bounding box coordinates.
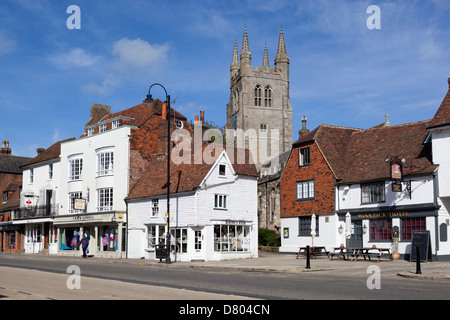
[127,151,258,261]
[59,126,131,215]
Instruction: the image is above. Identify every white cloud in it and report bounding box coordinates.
[47,48,100,70]
[0,31,17,56]
[112,37,169,70]
[82,75,121,96]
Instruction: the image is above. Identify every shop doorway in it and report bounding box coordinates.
[192,229,204,261]
[349,221,363,248]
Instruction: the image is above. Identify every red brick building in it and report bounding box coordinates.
[0,141,31,253]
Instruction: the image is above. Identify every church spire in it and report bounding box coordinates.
[262,41,270,69]
[231,39,240,73]
[240,26,251,66]
[275,26,289,65]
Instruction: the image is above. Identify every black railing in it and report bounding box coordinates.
[17,204,59,219]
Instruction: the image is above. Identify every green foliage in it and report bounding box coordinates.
[258,228,281,247]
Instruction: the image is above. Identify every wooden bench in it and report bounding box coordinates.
[296,246,329,259]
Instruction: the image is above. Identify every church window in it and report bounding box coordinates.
[254,85,262,106]
[260,124,267,132]
[264,86,272,107]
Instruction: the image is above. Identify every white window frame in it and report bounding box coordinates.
[99,123,107,133]
[87,127,94,136]
[112,120,120,129]
[97,188,113,211]
[68,156,83,181]
[97,150,114,176]
[296,180,315,200]
[214,194,227,210]
[69,191,83,214]
[151,199,159,217]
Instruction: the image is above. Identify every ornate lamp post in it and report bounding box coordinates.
[146,83,171,264]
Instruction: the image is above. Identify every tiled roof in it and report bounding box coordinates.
[22,138,75,167]
[0,155,31,174]
[127,144,257,200]
[292,120,435,184]
[102,99,187,128]
[428,78,450,129]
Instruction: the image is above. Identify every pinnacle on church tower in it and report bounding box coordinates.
[262,42,270,69]
[275,26,289,65]
[230,39,240,74]
[240,26,251,66]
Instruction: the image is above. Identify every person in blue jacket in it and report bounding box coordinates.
[80,234,89,258]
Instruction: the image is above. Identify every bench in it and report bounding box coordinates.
[296,246,329,259]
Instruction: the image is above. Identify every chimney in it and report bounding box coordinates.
[162,101,167,120]
[195,115,199,123]
[298,116,310,139]
[37,148,45,155]
[0,140,11,155]
[85,103,111,128]
[200,110,205,124]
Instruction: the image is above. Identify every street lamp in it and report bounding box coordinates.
[146,83,171,264]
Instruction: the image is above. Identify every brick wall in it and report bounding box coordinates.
[280,141,335,218]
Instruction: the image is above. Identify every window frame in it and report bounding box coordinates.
[97,188,113,212]
[299,147,311,167]
[361,182,386,204]
[296,180,315,201]
[214,194,228,210]
[68,156,83,181]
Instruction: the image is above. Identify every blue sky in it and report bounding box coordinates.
[1,0,449,157]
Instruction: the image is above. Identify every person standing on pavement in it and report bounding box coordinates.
[80,234,90,258]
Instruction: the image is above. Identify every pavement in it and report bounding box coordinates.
[2,250,449,282]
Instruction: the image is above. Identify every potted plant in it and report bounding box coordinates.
[391,226,400,260]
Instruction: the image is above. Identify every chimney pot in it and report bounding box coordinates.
[0,140,11,155]
[200,110,205,124]
[162,102,167,120]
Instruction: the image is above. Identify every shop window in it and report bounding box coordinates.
[361,182,385,204]
[60,227,80,250]
[100,226,118,251]
[370,219,392,241]
[147,225,166,249]
[401,217,426,241]
[170,228,188,253]
[8,231,16,249]
[214,224,250,252]
[298,216,319,236]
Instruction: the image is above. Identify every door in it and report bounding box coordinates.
[192,229,204,261]
[349,221,363,248]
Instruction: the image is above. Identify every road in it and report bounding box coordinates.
[1,254,450,302]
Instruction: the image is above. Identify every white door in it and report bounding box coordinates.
[192,229,204,261]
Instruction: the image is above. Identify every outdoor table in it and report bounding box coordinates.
[329,247,352,260]
[296,246,329,259]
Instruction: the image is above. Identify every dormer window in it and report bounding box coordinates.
[87,128,94,136]
[99,124,107,133]
[112,120,120,129]
[299,147,311,167]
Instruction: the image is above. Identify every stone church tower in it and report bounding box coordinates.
[225,27,293,170]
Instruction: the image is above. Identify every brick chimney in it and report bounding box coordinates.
[298,116,310,139]
[85,103,111,128]
[37,148,45,155]
[0,140,11,155]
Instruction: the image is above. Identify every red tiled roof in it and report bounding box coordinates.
[127,144,257,200]
[102,99,187,128]
[22,138,76,167]
[292,120,435,184]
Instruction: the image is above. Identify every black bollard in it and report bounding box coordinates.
[415,246,422,274]
[306,245,311,269]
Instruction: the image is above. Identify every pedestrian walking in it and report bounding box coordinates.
[80,234,89,258]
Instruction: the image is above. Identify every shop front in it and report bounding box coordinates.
[0,223,21,253]
[337,204,443,260]
[53,212,126,258]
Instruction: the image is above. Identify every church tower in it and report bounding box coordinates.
[226,27,293,170]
